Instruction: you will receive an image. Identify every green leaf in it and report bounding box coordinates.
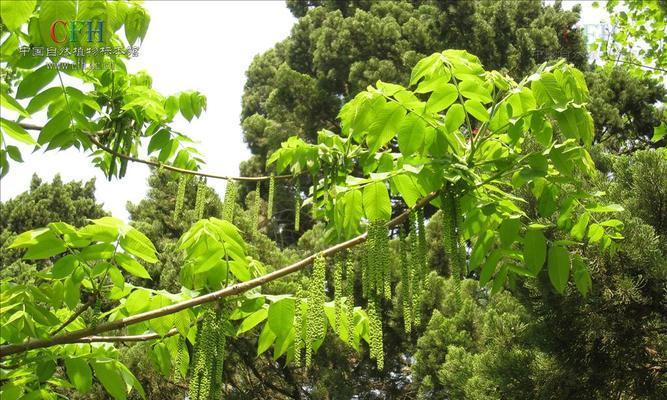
[459,79,493,103]
[499,218,521,248]
[444,104,465,133]
[152,343,171,376]
[148,295,174,337]
[1,91,30,117]
[392,174,423,208]
[17,66,58,99]
[1,118,36,145]
[470,230,494,269]
[38,0,76,46]
[268,298,294,339]
[237,308,268,334]
[65,358,92,393]
[651,121,666,142]
[523,230,547,275]
[23,233,67,260]
[572,255,592,297]
[257,323,277,356]
[125,5,150,45]
[52,255,79,279]
[6,145,22,162]
[79,243,115,261]
[92,361,127,400]
[587,223,605,243]
[120,228,157,263]
[480,250,502,286]
[0,0,35,31]
[115,253,151,280]
[397,113,426,155]
[37,111,70,145]
[570,212,590,241]
[362,182,391,221]
[464,99,489,122]
[410,53,443,86]
[547,245,570,294]
[426,83,458,113]
[365,101,405,153]
[64,277,80,310]
[125,289,151,315]
[586,204,624,213]
[179,92,194,121]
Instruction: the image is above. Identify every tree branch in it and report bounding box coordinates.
[50,294,97,335]
[74,327,179,344]
[0,191,438,358]
[18,122,292,182]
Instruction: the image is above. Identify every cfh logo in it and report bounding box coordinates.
[49,20,104,44]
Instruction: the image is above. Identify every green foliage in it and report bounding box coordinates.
[1,0,206,179]
[241,0,589,241]
[2,1,664,398]
[271,49,619,296]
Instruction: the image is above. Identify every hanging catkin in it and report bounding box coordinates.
[410,212,422,328]
[194,180,206,220]
[345,256,355,345]
[454,196,466,278]
[367,297,384,370]
[174,174,188,217]
[334,255,343,332]
[293,286,304,367]
[366,220,390,299]
[252,181,261,234]
[306,255,326,367]
[399,226,412,335]
[189,308,215,400]
[222,180,237,221]
[311,177,318,219]
[442,190,462,280]
[267,174,275,223]
[294,193,301,232]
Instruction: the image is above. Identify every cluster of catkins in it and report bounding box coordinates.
[189,305,228,400]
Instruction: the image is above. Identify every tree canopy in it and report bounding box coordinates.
[0,1,665,400]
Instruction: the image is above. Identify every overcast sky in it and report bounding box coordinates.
[1,1,607,220]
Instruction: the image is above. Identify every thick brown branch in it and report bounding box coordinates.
[18,122,291,182]
[0,191,438,358]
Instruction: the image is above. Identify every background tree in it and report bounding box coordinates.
[0,174,106,280]
[413,149,667,400]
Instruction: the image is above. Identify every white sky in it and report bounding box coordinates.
[1,1,296,220]
[1,1,607,221]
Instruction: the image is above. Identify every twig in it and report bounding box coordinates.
[18,122,292,182]
[50,294,96,335]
